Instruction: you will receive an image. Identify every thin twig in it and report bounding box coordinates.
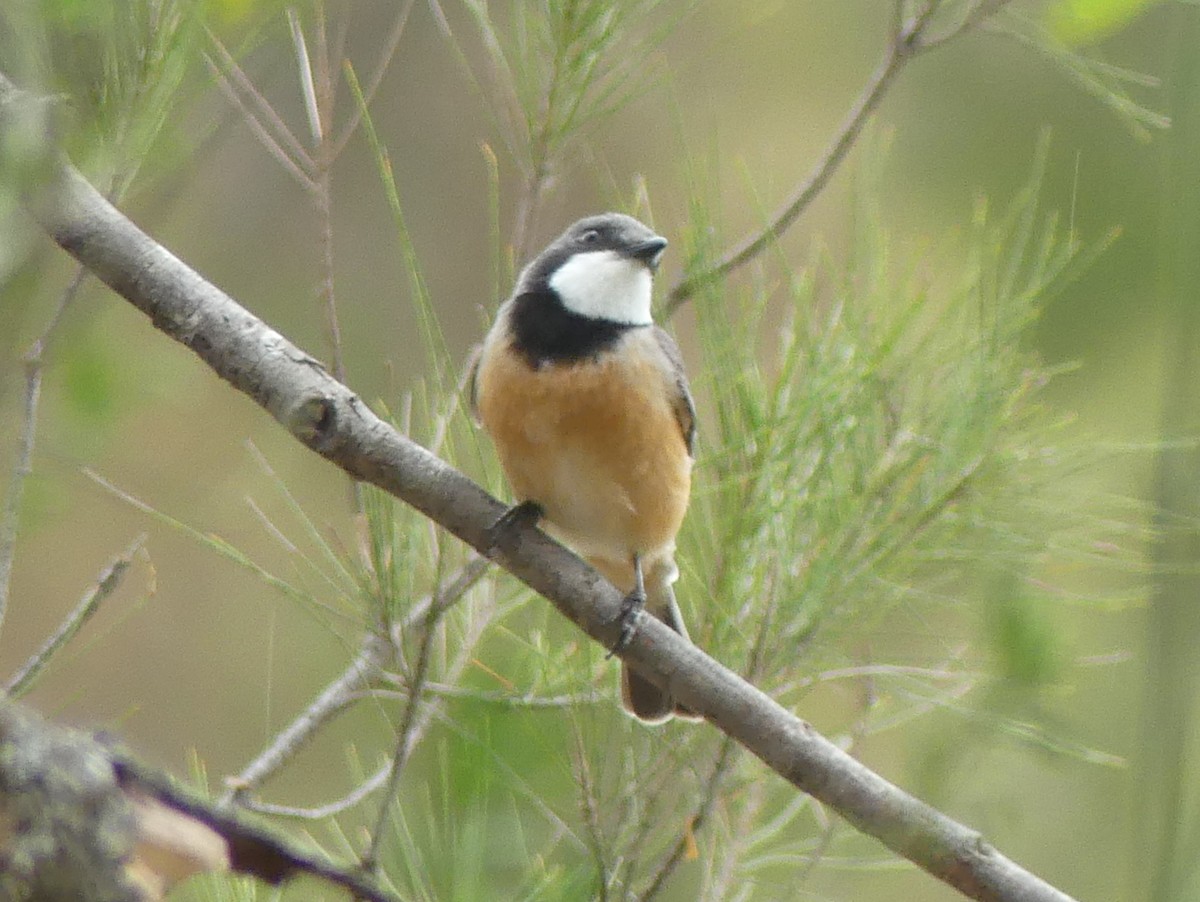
[362,589,449,869]
[390,553,491,644]
[665,49,903,312]
[0,265,88,641]
[919,0,1015,50]
[299,3,359,520]
[314,158,346,386]
[204,30,313,169]
[0,360,41,639]
[572,721,611,901]
[204,57,316,190]
[707,777,768,899]
[374,684,606,708]
[800,661,976,689]
[243,760,391,819]
[908,0,945,42]
[5,534,147,697]
[224,554,489,807]
[233,557,494,822]
[665,0,1014,313]
[311,138,347,414]
[222,632,392,805]
[637,736,740,901]
[427,553,491,618]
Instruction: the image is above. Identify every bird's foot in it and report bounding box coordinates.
[606,586,646,659]
[484,500,543,555]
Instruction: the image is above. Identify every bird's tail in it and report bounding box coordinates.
[619,561,699,724]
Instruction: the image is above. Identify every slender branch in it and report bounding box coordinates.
[288,3,360,514]
[361,649,430,867]
[314,112,346,389]
[6,75,1077,901]
[920,0,1015,50]
[571,721,612,899]
[5,534,146,697]
[224,554,488,807]
[254,566,498,829]
[665,0,1014,313]
[665,41,903,313]
[203,31,314,171]
[243,760,391,820]
[375,684,607,708]
[222,632,391,804]
[0,263,89,640]
[427,552,491,618]
[638,736,740,901]
[311,222,347,437]
[204,58,316,190]
[0,352,42,637]
[362,563,461,870]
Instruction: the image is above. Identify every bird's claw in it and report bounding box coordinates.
[485,500,543,555]
[606,587,645,659]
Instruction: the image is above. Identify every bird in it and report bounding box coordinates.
[470,212,697,723]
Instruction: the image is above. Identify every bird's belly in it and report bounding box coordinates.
[531,443,682,560]
[476,345,691,564]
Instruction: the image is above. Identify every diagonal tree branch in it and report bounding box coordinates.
[2,72,1074,902]
[221,632,391,805]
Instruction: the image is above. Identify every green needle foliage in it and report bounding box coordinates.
[452,0,688,189]
[684,140,1095,680]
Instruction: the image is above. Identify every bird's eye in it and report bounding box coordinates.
[580,229,601,244]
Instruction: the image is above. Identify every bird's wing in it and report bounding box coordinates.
[653,326,696,456]
[465,342,484,426]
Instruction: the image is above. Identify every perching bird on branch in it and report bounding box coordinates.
[472,212,698,723]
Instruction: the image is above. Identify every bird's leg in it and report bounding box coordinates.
[608,553,646,657]
[484,500,543,555]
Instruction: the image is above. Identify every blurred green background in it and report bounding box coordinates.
[0,0,1192,899]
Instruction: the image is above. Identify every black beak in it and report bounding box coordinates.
[626,236,668,270]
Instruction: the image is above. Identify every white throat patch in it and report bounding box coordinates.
[548,250,654,325]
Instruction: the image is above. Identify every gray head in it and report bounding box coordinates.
[518,213,668,325]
